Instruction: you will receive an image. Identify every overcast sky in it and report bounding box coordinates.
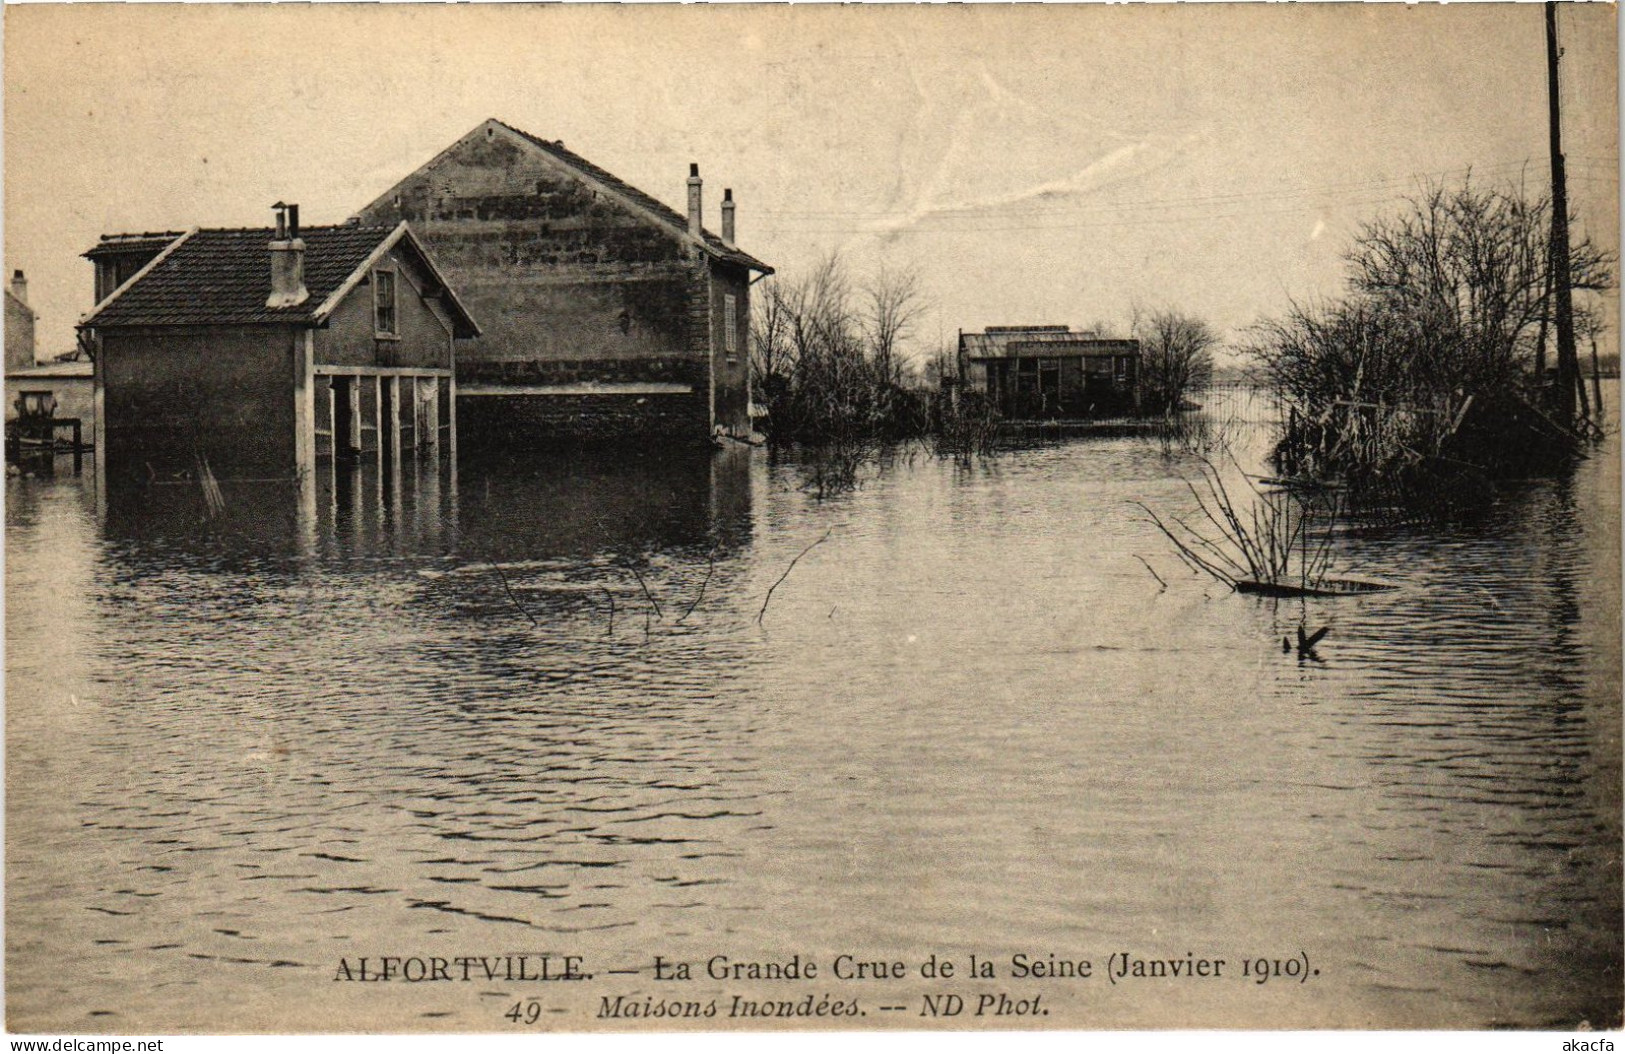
[5,3,1618,363]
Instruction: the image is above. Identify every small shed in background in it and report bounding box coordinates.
[959,326,1141,419]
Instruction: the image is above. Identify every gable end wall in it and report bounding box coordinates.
[356,129,702,386]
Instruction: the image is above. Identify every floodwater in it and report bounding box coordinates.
[6,388,1620,1032]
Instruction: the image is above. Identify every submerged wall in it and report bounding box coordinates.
[98,326,297,484]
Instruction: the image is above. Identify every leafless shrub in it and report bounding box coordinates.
[933,389,1001,465]
[1134,456,1341,591]
[751,253,934,448]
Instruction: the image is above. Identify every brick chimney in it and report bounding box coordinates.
[686,163,703,238]
[10,270,26,306]
[266,202,308,309]
[721,189,736,249]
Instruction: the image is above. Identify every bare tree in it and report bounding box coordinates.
[1251,177,1616,487]
[1134,308,1218,415]
[920,341,958,390]
[863,265,929,388]
[750,252,868,442]
[750,278,795,403]
[751,254,937,447]
[1344,177,1613,394]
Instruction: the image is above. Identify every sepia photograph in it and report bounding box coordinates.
[3,1,1620,1038]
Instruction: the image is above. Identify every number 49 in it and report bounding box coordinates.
[506,1000,543,1024]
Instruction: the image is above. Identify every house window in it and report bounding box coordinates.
[374,269,397,338]
[723,293,738,360]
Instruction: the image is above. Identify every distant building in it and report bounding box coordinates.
[958,326,1141,418]
[5,269,36,373]
[80,205,478,486]
[6,360,94,430]
[4,269,95,435]
[355,118,773,446]
[4,266,94,440]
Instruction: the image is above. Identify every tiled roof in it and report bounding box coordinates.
[496,120,774,275]
[82,233,187,259]
[83,224,478,338]
[961,328,1139,359]
[85,225,389,328]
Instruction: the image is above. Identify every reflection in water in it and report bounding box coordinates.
[447,442,754,561]
[95,442,755,565]
[6,399,1620,1031]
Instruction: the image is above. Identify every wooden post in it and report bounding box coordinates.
[423,376,440,461]
[386,375,404,525]
[373,374,383,468]
[347,376,362,456]
[411,376,421,454]
[1591,335,1605,423]
[1547,1,1580,427]
[294,330,315,479]
[92,334,106,515]
[295,330,317,535]
[386,375,401,468]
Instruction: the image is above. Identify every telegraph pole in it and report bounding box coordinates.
[1546,1,1580,426]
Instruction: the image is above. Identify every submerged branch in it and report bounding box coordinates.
[758,528,834,624]
[621,563,664,621]
[441,520,539,629]
[487,558,539,629]
[677,548,718,623]
[1132,501,1239,589]
[1133,554,1167,591]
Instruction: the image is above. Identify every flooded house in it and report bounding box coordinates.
[354,118,773,447]
[958,326,1141,418]
[3,268,92,424]
[7,267,94,424]
[6,269,94,460]
[80,205,479,488]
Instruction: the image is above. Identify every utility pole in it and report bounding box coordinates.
[1546,1,1580,426]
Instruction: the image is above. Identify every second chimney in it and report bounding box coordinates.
[686,163,703,238]
[721,189,736,249]
[10,270,27,307]
[267,202,308,309]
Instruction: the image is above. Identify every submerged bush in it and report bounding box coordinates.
[1250,178,1614,493]
[751,254,934,446]
[933,390,1001,465]
[1135,456,1343,591]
